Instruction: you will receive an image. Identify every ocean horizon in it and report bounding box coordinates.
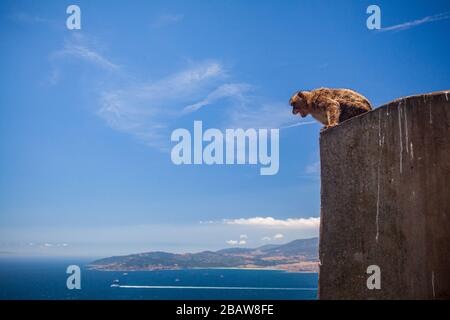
[0,257,318,300]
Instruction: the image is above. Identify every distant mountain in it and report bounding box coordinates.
[89,238,319,272]
[263,238,319,256]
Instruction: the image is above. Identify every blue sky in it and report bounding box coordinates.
[1,0,449,256]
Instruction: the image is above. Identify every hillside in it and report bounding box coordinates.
[89,238,319,272]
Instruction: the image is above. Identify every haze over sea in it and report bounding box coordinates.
[0,258,318,300]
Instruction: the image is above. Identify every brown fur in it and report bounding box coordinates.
[289,88,372,128]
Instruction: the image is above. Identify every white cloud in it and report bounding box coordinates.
[229,102,297,129]
[2,223,318,256]
[305,161,320,174]
[152,13,184,28]
[226,238,247,246]
[273,233,284,240]
[11,12,59,29]
[281,121,317,129]
[51,34,119,71]
[49,35,314,149]
[97,61,228,148]
[183,83,252,114]
[199,220,215,225]
[261,233,284,241]
[224,217,320,229]
[240,234,248,239]
[40,242,69,248]
[96,59,307,148]
[379,11,450,32]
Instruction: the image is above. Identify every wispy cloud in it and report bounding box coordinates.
[273,233,284,240]
[48,34,120,85]
[224,217,320,229]
[51,34,119,72]
[10,12,58,28]
[183,83,252,114]
[305,161,320,174]
[228,102,310,130]
[97,62,309,148]
[97,61,230,148]
[29,242,69,248]
[226,238,247,246]
[261,233,284,241]
[2,222,318,255]
[151,13,184,28]
[379,11,450,32]
[281,121,317,129]
[49,34,313,149]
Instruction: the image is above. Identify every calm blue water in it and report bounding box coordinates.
[0,258,318,300]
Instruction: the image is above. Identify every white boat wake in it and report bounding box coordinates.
[111,284,317,291]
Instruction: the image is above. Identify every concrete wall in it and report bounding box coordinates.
[318,91,450,299]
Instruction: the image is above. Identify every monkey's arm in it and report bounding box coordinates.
[322,99,341,128]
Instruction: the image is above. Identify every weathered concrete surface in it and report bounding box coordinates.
[319,91,450,299]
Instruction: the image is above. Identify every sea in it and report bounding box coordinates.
[0,257,318,300]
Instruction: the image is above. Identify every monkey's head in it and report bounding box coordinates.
[289,91,309,118]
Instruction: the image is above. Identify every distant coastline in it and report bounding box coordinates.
[88,238,319,273]
[88,264,319,273]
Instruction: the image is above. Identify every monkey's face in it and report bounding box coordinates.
[289,92,308,118]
